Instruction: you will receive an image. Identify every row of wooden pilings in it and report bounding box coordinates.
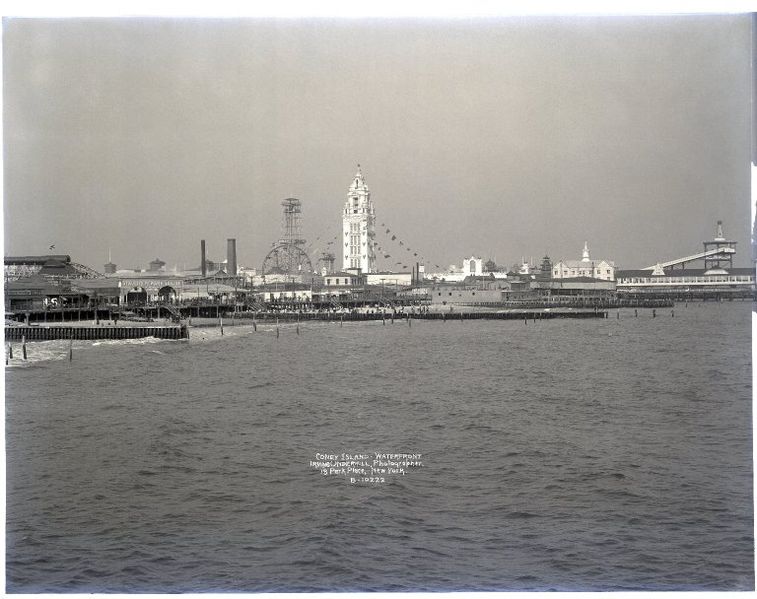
[232,310,609,322]
[4,325,189,342]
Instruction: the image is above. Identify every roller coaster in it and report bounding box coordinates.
[642,220,736,271]
[4,255,105,281]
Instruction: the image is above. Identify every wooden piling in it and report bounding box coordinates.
[22,335,27,360]
[69,331,73,361]
[8,344,13,360]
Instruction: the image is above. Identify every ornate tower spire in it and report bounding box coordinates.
[582,241,590,262]
[342,165,376,273]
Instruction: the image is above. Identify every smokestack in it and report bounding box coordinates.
[201,240,207,277]
[227,238,237,276]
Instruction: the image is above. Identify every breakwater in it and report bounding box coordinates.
[4,325,188,342]
[230,309,608,322]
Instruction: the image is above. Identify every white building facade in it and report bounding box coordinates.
[342,167,377,273]
[462,256,483,277]
[553,242,615,281]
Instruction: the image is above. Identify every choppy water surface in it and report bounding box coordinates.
[5,303,754,592]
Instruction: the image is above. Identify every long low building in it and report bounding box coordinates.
[616,267,755,297]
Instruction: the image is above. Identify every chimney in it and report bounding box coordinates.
[227,238,237,276]
[201,240,207,277]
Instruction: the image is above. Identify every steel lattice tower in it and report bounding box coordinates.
[262,198,313,276]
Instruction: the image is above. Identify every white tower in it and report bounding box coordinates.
[581,241,591,262]
[342,165,376,273]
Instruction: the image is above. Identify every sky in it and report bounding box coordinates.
[3,14,752,272]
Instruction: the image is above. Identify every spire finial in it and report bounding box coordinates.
[582,241,590,262]
[715,220,724,241]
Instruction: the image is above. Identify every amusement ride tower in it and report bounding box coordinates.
[261,198,313,277]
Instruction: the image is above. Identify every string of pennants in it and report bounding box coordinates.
[308,224,442,271]
[374,222,442,270]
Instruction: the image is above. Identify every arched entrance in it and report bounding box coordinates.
[126,287,147,305]
[158,285,177,303]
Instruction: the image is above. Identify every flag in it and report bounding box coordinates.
[391,235,396,241]
[49,244,55,250]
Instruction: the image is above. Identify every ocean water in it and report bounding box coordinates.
[5,302,754,592]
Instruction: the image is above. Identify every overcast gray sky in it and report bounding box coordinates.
[3,15,752,272]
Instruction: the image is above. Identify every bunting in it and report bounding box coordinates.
[373,219,438,272]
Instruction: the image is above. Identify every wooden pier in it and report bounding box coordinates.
[4,324,188,342]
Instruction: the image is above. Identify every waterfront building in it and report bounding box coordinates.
[429,287,505,308]
[342,166,377,273]
[615,222,754,299]
[463,256,483,277]
[615,268,754,298]
[426,256,507,283]
[253,285,313,303]
[324,271,365,288]
[552,242,615,281]
[4,255,119,312]
[365,272,413,287]
[536,256,552,281]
